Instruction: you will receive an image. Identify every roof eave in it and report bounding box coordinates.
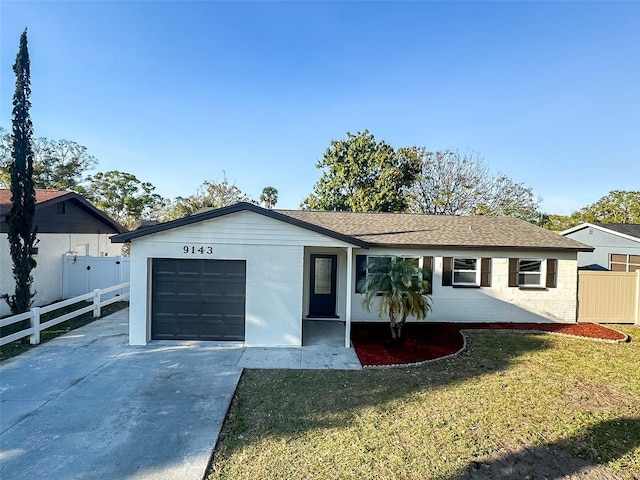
[39,192,128,234]
[365,243,595,252]
[561,222,640,243]
[110,202,369,248]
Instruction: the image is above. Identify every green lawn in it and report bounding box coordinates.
[208,326,640,480]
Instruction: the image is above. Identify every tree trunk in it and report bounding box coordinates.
[389,323,397,339]
[389,309,398,339]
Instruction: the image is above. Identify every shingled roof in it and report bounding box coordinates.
[0,189,69,214]
[594,223,640,240]
[0,189,127,234]
[111,202,591,251]
[561,222,640,243]
[277,210,592,251]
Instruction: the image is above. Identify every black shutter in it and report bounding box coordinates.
[508,258,519,287]
[442,257,452,286]
[422,256,433,294]
[480,258,491,287]
[355,255,367,293]
[546,259,557,288]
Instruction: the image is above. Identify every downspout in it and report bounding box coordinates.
[345,246,353,348]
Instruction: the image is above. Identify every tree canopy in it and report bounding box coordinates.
[260,186,278,209]
[545,190,640,230]
[302,130,422,212]
[161,176,253,221]
[0,128,97,190]
[75,170,163,228]
[409,150,541,222]
[303,132,541,221]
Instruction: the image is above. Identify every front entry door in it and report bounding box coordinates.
[309,254,337,317]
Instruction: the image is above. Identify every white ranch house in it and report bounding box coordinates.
[111,203,593,348]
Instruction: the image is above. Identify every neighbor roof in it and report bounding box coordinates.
[112,202,592,251]
[0,189,68,211]
[594,223,640,239]
[0,189,127,234]
[561,222,640,243]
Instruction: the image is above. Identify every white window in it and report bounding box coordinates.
[452,258,479,286]
[518,259,544,286]
[610,254,640,272]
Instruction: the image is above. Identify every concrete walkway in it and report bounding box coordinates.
[0,309,360,480]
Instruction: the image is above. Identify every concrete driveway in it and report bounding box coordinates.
[0,309,360,480]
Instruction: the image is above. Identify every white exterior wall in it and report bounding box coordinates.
[1,233,122,316]
[127,211,354,346]
[348,248,579,323]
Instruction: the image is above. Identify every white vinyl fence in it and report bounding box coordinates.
[0,282,129,347]
[62,255,130,299]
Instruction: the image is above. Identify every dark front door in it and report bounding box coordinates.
[151,258,246,341]
[309,254,337,317]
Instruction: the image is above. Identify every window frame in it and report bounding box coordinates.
[356,255,432,294]
[452,257,480,286]
[517,258,546,287]
[609,253,640,272]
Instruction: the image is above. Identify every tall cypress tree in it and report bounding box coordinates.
[2,29,38,314]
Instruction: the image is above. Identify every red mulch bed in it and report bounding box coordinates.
[350,322,628,367]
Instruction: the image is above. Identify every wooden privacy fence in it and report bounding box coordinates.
[0,282,129,347]
[578,271,640,324]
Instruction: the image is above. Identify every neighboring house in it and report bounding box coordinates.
[111,202,592,347]
[560,223,640,272]
[1,189,127,316]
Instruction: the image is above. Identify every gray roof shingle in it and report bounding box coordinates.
[594,223,640,240]
[277,209,593,251]
[111,202,592,251]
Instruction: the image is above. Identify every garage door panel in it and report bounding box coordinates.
[151,259,246,341]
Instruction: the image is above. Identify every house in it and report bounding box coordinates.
[111,202,592,348]
[560,223,640,272]
[1,189,127,316]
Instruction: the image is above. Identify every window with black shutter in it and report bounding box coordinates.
[442,257,453,286]
[355,255,367,293]
[546,259,557,288]
[422,256,433,294]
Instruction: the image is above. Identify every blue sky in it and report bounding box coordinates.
[1,1,639,214]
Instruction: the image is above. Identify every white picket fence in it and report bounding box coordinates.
[0,282,129,347]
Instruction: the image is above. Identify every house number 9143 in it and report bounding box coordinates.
[183,245,213,254]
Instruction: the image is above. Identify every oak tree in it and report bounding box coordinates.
[302,130,421,212]
[76,170,162,228]
[0,129,97,190]
[161,176,252,220]
[410,150,541,222]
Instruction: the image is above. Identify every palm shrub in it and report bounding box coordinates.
[359,256,432,340]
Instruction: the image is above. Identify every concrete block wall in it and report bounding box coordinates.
[350,248,578,323]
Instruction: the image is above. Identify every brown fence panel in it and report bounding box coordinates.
[578,271,640,324]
